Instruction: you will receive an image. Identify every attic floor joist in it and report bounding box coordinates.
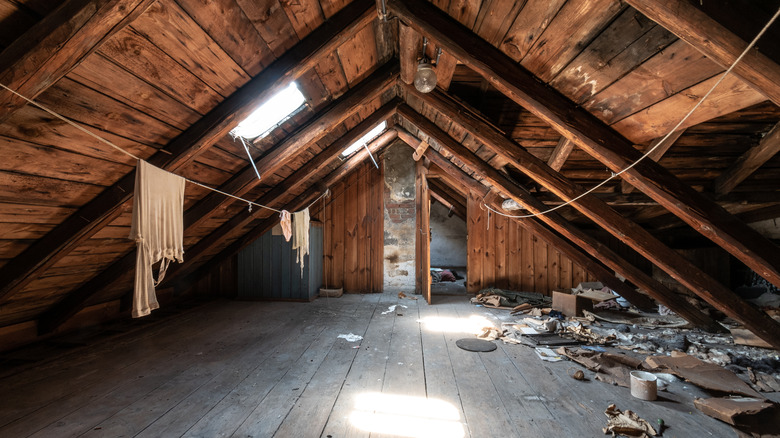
[0,0,376,303]
[388,0,780,290]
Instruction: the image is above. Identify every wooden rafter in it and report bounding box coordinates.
[388,0,780,290]
[625,0,780,107]
[0,0,157,123]
[714,122,780,195]
[547,138,575,171]
[428,178,467,220]
[399,23,420,85]
[37,105,399,334]
[0,0,377,303]
[621,129,685,194]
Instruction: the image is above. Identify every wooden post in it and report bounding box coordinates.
[415,159,432,303]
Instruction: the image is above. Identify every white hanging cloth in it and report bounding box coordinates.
[292,208,310,276]
[129,160,185,318]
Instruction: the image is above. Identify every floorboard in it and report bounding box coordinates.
[0,292,747,437]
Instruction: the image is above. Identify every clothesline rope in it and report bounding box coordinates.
[484,4,780,220]
[0,81,328,215]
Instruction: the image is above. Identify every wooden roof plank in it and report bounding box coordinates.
[714,122,780,195]
[621,129,685,194]
[0,0,377,303]
[388,0,780,291]
[0,0,156,124]
[626,0,780,107]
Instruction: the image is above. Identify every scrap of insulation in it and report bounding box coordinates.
[603,404,657,438]
[337,333,363,342]
[381,304,408,315]
[645,352,763,398]
[398,291,417,300]
[694,397,776,426]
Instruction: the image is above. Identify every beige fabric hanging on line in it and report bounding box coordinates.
[129,160,185,318]
[292,208,310,276]
[280,210,292,242]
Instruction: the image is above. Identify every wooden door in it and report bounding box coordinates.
[415,160,431,303]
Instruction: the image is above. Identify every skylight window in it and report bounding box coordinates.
[341,121,387,157]
[231,83,306,139]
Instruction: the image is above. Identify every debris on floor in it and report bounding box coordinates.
[476,326,503,341]
[398,291,417,300]
[557,347,643,387]
[602,404,657,438]
[337,333,363,342]
[471,288,551,310]
[535,347,564,362]
[694,397,776,426]
[381,304,407,315]
[645,352,763,398]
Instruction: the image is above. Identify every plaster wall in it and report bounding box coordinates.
[383,142,416,290]
[430,201,467,267]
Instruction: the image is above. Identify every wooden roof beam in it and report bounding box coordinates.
[547,138,575,171]
[399,105,745,337]
[388,0,780,290]
[37,109,398,334]
[428,178,467,220]
[625,0,780,107]
[0,0,156,124]
[714,122,780,196]
[0,0,377,303]
[621,129,685,194]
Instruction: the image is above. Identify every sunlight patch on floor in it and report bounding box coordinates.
[349,392,465,438]
[417,314,495,334]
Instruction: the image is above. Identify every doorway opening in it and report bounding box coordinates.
[428,179,468,296]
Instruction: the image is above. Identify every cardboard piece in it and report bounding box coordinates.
[552,291,593,317]
[645,352,763,398]
[694,397,775,426]
[731,327,773,348]
[603,404,657,438]
[575,289,618,302]
[558,347,643,387]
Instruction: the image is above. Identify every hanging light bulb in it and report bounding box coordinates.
[413,37,438,93]
[414,62,437,93]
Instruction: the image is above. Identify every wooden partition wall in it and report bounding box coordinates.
[466,191,596,294]
[322,162,384,293]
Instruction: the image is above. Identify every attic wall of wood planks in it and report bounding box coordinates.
[466,191,596,294]
[322,161,384,293]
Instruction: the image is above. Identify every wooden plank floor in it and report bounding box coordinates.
[0,292,742,437]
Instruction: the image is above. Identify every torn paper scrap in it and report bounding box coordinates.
[603,404,657,438]
[535,347,564,362]
[338,333,363,342]
[381,304,407,315]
